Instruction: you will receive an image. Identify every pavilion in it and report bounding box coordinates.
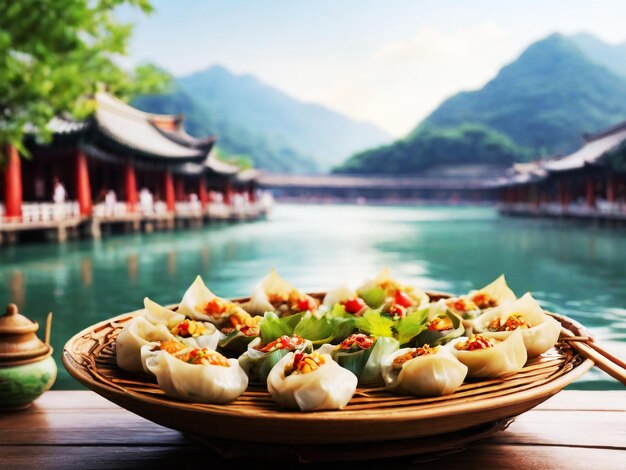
[0,93,269,241]
[499,120,626,221]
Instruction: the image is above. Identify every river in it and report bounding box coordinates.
[1,203,624,389]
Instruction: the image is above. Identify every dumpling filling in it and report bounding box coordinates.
[256,335,305,353]
[159,340,187,354]
[269,290,319,314]
[428,316,454,331]
[222,311,263,336]
[178,348,231,367]
[454,335,495,351]
[392,345,439,370]
[284,352,325,376]
[487,314,532,332]
[471,292,498,309]
[170,319,209,338]
[338,333,375,351]
[198,297,245,322]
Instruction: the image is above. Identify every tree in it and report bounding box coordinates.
[0,0,169,161]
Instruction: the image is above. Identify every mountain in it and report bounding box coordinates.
[336,34,626,175]
[134,66,391,173]
[571,33,626,79]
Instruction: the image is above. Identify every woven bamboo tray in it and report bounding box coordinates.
[63,293,594,462]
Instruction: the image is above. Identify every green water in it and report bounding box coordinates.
[1,204,624,389]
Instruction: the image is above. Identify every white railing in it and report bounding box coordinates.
[0,202,79,224]
[93,202,128,218]
[175,201,203,217]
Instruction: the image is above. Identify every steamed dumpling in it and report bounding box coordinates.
[239,335,313,384]
[473,293,561,357]
[267,352,357,411]
[446,275,517,331]
[381,345,467,397]
[240,269,319,317]
[357,267,429,311]
[178,276,249,328]
[116,316,174,372]
[447,328,527,378]
[141,341,248,404]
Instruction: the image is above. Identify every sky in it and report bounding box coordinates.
[118,0,626,137]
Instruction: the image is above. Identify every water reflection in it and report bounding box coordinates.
[0,204,624,389]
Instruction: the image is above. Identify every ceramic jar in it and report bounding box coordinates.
[0,304,57,410]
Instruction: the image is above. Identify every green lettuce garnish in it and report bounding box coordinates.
[293,312,335,345]
[259,312,293,344]
[355,310,394,337]
[394,308,429,345]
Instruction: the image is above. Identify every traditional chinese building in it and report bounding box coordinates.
[499,120,626,221]
[0,93,269,243]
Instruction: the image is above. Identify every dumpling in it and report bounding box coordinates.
[473,293,562,357]
[241,269,319,317]
[141,341,248,404]
[267,351,357,411]
[381,345,467,397]
[238,335,313,384]
[116,316,174,372]
[320,334,399,386]
[445,275,517,332]
[178,276,249,328]
[357,268,430,311]
[469,274,517,308]
[447,328,527,378]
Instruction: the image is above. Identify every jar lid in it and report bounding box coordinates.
[0,304,50,363]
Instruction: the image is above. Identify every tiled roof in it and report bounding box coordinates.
[94,93,206,161]
[543,121,626,172]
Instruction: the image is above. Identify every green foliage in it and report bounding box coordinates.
[0,0,168,158]
[335,124,528,174]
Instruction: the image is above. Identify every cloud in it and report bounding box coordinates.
[361,22,516,135]
[373,22,509,64]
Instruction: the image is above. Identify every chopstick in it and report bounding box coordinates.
[564,336,626,386]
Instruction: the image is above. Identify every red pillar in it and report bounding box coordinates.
[3,145,22,218]
[198,178,208,209]
[125,163,138,212]
[607,174,616,203]
[164,171,175,212]
[248,183,256,203]
[76,151,92,216]
[224,180,233,205]
[585,178,595,208]
[175,176,185,202]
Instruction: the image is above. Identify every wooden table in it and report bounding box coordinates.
[1,390,624,469]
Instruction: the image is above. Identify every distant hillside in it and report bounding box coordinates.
[571,33,626,79]
[336,34,626,175]
[134,66,391,173]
